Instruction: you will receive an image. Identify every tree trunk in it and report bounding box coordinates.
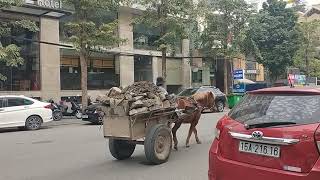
[80,51,88,111]
[224,57,228,94]
[158,0,167,87]
[305,44,310,77]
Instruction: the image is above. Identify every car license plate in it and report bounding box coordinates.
[239,141,280,158]
[82,115,88,119]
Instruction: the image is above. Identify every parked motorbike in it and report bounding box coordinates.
[48,100,63,121]
[58,98,82,119]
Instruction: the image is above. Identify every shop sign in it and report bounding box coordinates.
[245,69,257,74]
[25,0,62,9]
[233,83,245,93]
[38,0,62,9]
[233,69,244,80]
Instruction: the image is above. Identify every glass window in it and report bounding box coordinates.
[192,70,203,83]
[198,88,223,95]
[0,98,4,108]
[133,23,160,50]
[0,17,40,91]
[60,57,81,90]
[7,98,34,107]
[178,88,199,96]
[229,94,320,125]
[198,88,210,92]
[246,62,256,70]
[134,56,153,82]
[212,88,224,95]
[60,55,118,90]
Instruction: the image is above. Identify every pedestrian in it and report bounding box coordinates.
[156,77,168,95]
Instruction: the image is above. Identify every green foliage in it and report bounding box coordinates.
[201,0,253,58]
[293,20,320,77]
[0,0,39,81]
[63,0,125,55]
[0,0,23,8]
[133,0,199,54]
[245,0,300,81]
[62,0,126,108]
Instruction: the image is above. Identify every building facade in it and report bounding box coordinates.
[0,1,265,101]
[0,2,193,101]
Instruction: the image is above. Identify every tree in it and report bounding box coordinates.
[0,0,38,81]
[201,0,252,93]
[245,0,300,82]
[293,20,320,77]
[133,0,198,81]
[62,0,126,109]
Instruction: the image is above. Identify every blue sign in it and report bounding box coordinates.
[233,83,245,93]
[233,69,244,80]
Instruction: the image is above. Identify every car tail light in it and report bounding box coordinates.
[44,104,52,109]
[215,120,223,140]
[315,126,320,154]
[215,128,221,140]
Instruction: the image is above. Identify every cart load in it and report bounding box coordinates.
[97,81,175,117]
[98,81,179,165]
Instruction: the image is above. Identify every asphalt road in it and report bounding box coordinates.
[0,112,225,180]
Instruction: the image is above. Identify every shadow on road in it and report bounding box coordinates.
[0,126,52,134]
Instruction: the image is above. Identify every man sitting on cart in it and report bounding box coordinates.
[156,77,168,95]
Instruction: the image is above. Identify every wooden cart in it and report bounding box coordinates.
[103,107,178,165]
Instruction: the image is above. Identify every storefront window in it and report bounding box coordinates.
[134,55,153,82]
[88,59,118,90]
[0,19,40,91]
[60,57,81,90]
[192,70,203,83]
[60,55,118,90]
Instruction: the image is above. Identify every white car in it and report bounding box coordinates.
[0,95,53,130]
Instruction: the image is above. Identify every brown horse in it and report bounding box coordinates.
[172,91,215,150]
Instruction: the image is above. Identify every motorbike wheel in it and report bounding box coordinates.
[53,110,63,121]
[75,110,82,119]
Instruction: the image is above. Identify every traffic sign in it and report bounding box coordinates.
[233,69,244,80]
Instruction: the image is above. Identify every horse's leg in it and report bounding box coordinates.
[172,121,182,150]
[193,127,201,144]
[186,123,195,148]
[193,111,202,144]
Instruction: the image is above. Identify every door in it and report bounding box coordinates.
[1,97,34,127]
[0,98,6,127]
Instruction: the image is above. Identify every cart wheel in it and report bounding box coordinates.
[144,124,172,165]
[109,139,136,160]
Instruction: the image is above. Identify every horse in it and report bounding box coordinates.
[172,91,215,150]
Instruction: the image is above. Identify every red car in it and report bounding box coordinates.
[209,87,320,180]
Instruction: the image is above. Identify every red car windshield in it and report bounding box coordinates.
[229,94,320,125]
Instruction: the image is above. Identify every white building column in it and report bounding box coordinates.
[119,55,134,88]
[118,7,134,87]
[40,17,61,101]
[181,39,191,88]
[152,57,162,84]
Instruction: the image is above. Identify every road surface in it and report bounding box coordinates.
[0,112,225,180]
